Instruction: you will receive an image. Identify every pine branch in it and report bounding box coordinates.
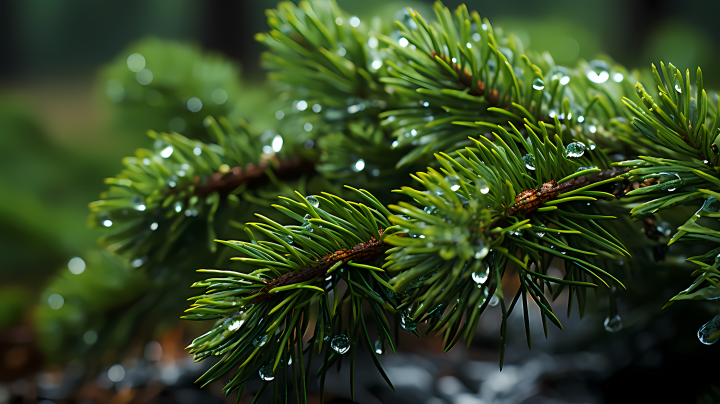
[186,189,399,399]
[620,63,720,333]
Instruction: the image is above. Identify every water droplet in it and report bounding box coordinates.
[401,310,417,331]
[477,178,490,194]
[424,206,437,215]
[306,195,320,208]
[564,142,586,158]
[445,175,460,191]
[576,166,597,172]
[535,232,545,238]
[430,304,445,320]
[473,240,489,259]
[656,172,683,191]
[322,323,332,341]
[674,78,682,93]
[472,266,489,284]
[272,135,283,152]
[698,314,720,345]
[532,78,545,90]
[278,234,293,244]
[160,146,174,158]
[374,339,384,355]
[702,196,720,213]
[331,334,351,354]
[252,335,267,347]
[259,364,275,381]
[523,154,536,170]
[603,314,623,332]
[489,295,499,306]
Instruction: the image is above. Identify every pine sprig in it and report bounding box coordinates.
[187,189,400,400]
[372,2,649,167]
[89,116,315,271]
[384,127,627,361]
[621,63,720,322]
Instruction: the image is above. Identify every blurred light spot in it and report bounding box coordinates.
[466,42,472,48]
[107,364,125,383]
[472,33,481,42]
[392,141,398,147]
[559,76,570,85]
[372,168,380,176]
[136,204,146,211]
[168,117,186,133]
[187,97,203,112]
[399,37,409,47]
[423,102,429,107]
[368,37,378,48]
[181,163,190,170]
[589,125,597,133]
[177,170,185,177]
[371,60,382,70]
[451,57,457,63]
[106,80,125,102]
[219,164,230,173]
[578,115,585,123]
[103,220,113,227]
[354,159,365,171]
[587,71,609,83]
[193,147,202,155]
[312,104,322,113]
[136,69,153,85]
[161,146,174,158]
[263,145,273,154]
[142,158,151,165]
[48,294,64,310]
[410,129,417,136]
[144,341,163,361]
[275,110,284,120]
[349,16,360,27]
[83,330,98,345]
[335,17,343,25]
[127,53,146,72]
[160,365,179,385]
[304,123,313,132]
[337,47,347,56]
[211,89,228,104]
[174,204,182,213]
[481,23,487,30]
[272,135,284,152]
[68,257,86,275]
[613,72,624,82]
[131,258,143,267]
[437,375,464,395]
[549,109,556,118]
[150,222,159,231]
[304,139,314,149]
[296,100,308,111]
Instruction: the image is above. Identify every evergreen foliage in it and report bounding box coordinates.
[85,0,720,401]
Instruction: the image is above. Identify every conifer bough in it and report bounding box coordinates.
[89,0,720,401]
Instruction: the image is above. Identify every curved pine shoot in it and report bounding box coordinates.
[186,189,400,401]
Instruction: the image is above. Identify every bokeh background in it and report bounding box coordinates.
[2,0,720,403]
